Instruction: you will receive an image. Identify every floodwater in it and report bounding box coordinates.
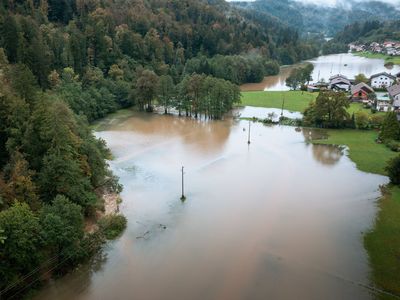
[34,109,390,300]
[241,53,400,91]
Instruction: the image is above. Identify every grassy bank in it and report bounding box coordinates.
[241,92,386,117]
[354,52,400,65]
[364,186,400,298]
[313,129,400,297]
[313,129,395,175]
[240,91,316,112]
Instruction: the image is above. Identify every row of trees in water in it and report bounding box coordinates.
[136,70,241,119]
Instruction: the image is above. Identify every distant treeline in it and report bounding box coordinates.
[323,20,400,55]
[184,55,280,85]
[0,0,321,122]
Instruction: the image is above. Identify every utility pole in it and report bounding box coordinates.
[180,166,186,201]
[281,92,286,117]
[247,121,251,145]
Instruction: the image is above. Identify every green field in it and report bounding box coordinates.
[241,91,388,117]
[313,129,400,297]
[348,103,386,117]
[354,52,400,65]
[312,129,396,175]
[365,186,400,298]
[240,91,316,112]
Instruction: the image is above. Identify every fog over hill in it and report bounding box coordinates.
[294,0,400,6]
[230,0,400,35]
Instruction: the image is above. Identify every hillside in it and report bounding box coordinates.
[322,20,400,55]
[232,0,400,36]
[0,0,321,296]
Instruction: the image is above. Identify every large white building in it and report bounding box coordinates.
[370,72,396,89]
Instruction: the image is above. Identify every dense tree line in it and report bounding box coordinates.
[234,0,400,37]
[324,20,400,54]
[0,0,323,295]
[334,20,400,44]
[0,52,121,296]
[0,0,320,91]
[184,55,280,85]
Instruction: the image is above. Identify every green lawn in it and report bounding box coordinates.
[241,92,387,117]
[348,103,386,117]
[365,185,400,298]
[240,91,316,112]
[354,52,400,65]
[312,129,396,175]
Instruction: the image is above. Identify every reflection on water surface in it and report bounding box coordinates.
[35,108,389,300]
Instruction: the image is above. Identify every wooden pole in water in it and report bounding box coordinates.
[247,121,251,145]
[180,166,186,201]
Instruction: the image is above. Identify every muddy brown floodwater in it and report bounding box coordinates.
[35,108,390,300]
[241,53,400,91]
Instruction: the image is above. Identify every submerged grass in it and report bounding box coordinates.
[240,91,316,112]
[91,108,136,131]
[354,52,400,65]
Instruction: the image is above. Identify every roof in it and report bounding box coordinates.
[370,72,397,81]
[394,98,400,108]
[351,82,374,95]
[329,74,348,81]
[388,84,400,98]
[330,77,351,86]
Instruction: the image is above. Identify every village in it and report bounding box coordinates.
[308,71,400,117]
[349,41,400,56]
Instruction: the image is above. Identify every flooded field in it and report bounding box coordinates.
[35,109,389,300]
[241,53,400,91]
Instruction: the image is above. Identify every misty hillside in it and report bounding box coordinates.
[232,0,400,36]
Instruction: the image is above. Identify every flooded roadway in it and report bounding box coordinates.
[34,107,389,300]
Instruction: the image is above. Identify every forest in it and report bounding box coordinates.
[234,0,400,37]
[323,20,400,54]
[0,0,323,296]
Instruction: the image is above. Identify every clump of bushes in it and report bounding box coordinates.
[370,114,385,129]
[385,140,400,152]
[355,111,370,129]
[379,112,400,152]
[99,215,127,240]
[386,156,400,185]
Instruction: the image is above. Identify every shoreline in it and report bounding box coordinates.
[92,104,400,296]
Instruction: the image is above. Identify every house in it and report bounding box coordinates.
[329,74,348,81]
[307,85,320,93]
[350,82,374,102]
[370,72,396,89]
[388,84,400,106]
[329,75,352,91]
[375,93,391,112]
[384,41,395,48]
[387,48,397,56]
[307,81,328,92]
